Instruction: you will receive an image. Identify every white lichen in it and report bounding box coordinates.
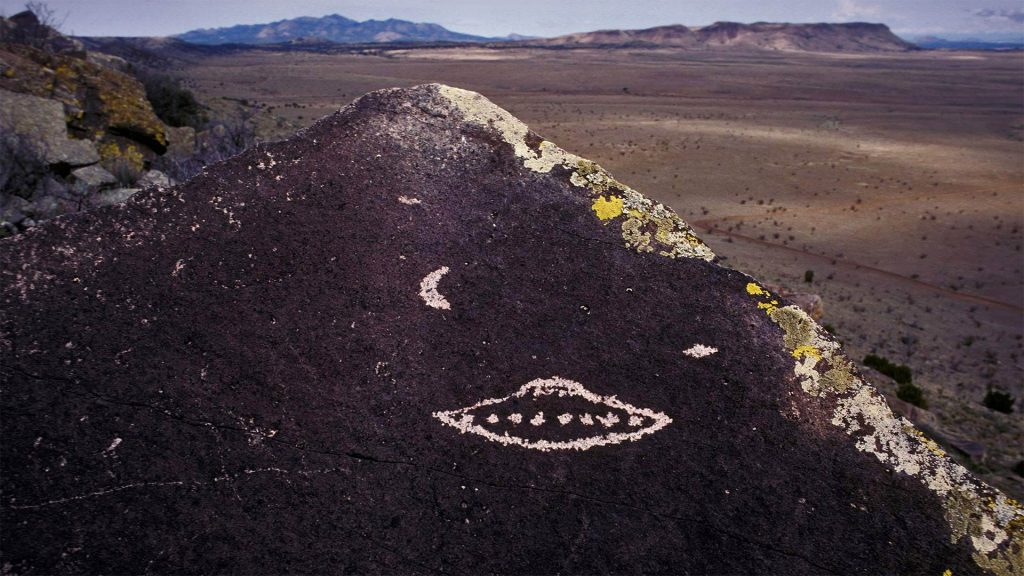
[434,84,714,261]
[745,290,1023,574]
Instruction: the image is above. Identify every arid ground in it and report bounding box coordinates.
[169,45,1023,495]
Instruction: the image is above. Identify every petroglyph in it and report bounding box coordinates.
[432,377,671,452]
[683,344,718,358]
[419,266,451,310]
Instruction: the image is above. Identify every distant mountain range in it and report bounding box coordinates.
[175,15,919,53]
[911,36,1024,50]
[527,22,916,52]
[176,14,495,45]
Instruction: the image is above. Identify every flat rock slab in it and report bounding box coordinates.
[69,164,117,187]
[0,89,100,167]
[87,187,140,208]
[1,84,1020,575]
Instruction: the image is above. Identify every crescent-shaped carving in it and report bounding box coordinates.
[419,266,451,310]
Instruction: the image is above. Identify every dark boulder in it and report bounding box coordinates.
[0,84,1020,575]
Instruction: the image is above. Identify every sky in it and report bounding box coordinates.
[2,0,1022,41]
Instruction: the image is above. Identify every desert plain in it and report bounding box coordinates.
[162,44,1022,495]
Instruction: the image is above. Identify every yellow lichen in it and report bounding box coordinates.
[792,345,821,360]
[592,195,624,221]
[434,84,714,261]
[820,355,858,394]
[769,306,819,351]
[743,296,1024,574]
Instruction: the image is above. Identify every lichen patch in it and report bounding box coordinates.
[592,195,624,221]
[434,84,714,262]
[742,283,1023,573]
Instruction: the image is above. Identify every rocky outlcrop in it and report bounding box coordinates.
[0,90,99,167]
[0,10,199,235]
[0,9,84,55]
[0,85,1019,575]
[69,164,117,187]
[0,41,167,152]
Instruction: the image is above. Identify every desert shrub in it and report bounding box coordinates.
[99,141,143,186]
[0,133,49,197]
[896,382,927,408]
[983,389,1015,414]
[139,71,207,129]
[152,113,257,183]
[804,269,814,283]
[106,157,140,186]
[864,352,913,383]
[863,354,913,385]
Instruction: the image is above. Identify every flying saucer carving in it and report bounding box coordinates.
[432,377,672,452]
[683,344,718,358]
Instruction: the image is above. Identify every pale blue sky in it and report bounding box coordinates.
[2,0,1022,40]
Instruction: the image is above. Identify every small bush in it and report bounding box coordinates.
[106,157,140,187]
[139,72,207,129]
[863,354,913,385]
[897,382,927,408]
[0,133,48,197]
[804,269,814,283]
[99,142,144,186]
[983,389,1015,414]
[152,113,257,183]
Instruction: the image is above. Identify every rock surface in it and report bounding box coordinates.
[0,90,100,167]
[69,164,117,187]
[0,84,1020,575]
[88,186,140,207]
[137,169,173,189]
[0,40,167,153]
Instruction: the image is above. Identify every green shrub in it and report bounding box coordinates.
[983,389,1015,414]
[896,382,927,408]
[804,269,814,283]
[0,133,48,198]
[139,72,207,129]
[863,354,913,385]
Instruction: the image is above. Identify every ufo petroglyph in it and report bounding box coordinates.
[433,377,672,452]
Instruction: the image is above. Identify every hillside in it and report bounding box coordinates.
[177,13,493,45]
[530,21,916,52]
